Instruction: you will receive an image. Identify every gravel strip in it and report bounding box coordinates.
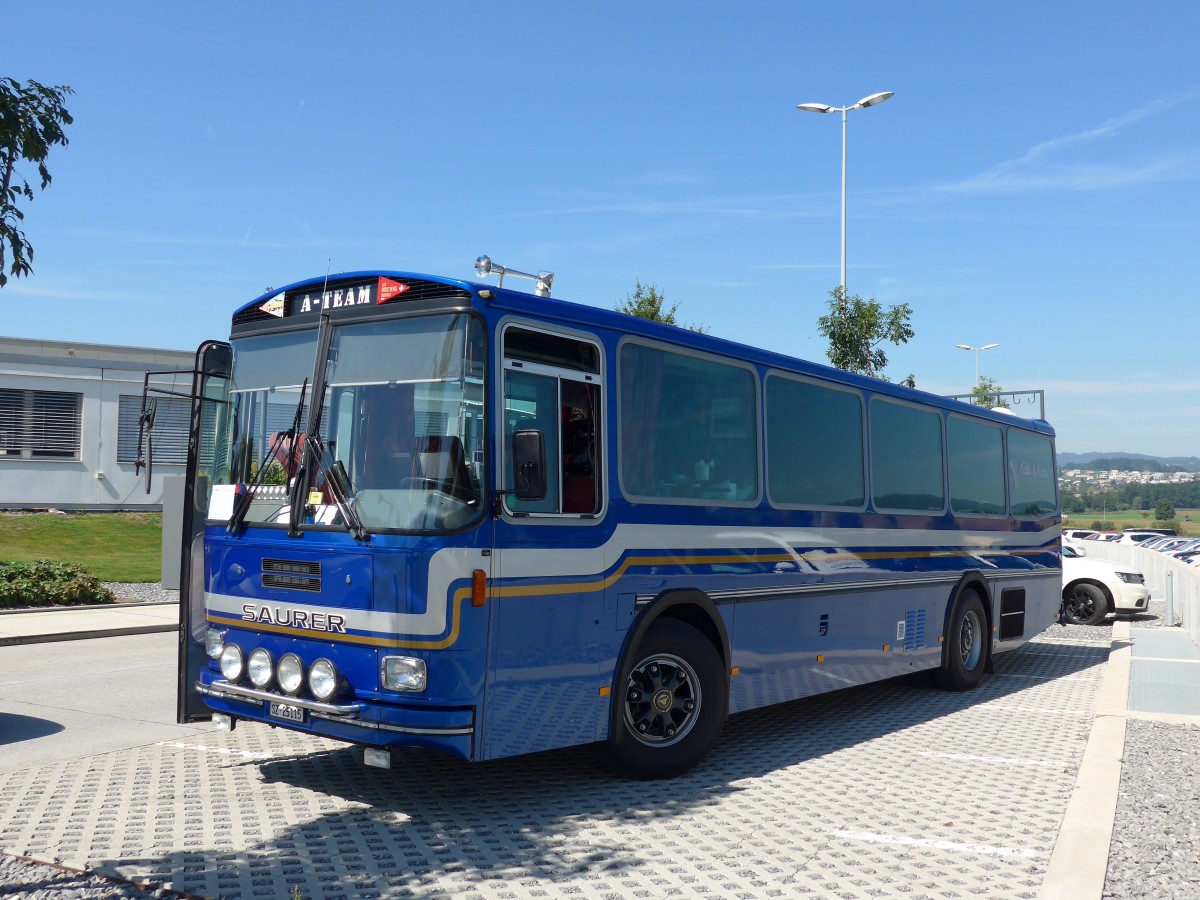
[1103,597,1200,898]
[0,853,160,899]
[100,582,179,604]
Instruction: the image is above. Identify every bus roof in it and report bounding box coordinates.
[232,268,1054,437]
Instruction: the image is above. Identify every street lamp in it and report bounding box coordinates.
[795,91,894,299]
[955,343,999,387]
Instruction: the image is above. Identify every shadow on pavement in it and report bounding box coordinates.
[89,631,1111,898]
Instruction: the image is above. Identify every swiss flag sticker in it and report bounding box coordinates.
[378,277,409,304]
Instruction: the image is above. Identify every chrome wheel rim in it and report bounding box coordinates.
[623,652,701,747]
[959,609,983,670]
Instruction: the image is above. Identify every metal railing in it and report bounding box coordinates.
[945,389,1046,419]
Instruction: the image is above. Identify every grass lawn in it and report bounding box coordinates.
[0,512,163,582]
[1062,508,1200,537]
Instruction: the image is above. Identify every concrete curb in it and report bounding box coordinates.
[1041,618,1131,899]
[0,623,177,647]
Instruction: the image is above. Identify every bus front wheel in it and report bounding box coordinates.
[610,619,727,779]
[935,592,988,692]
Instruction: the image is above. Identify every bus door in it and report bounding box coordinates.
[486,325,609,758]
[175,341,232,722]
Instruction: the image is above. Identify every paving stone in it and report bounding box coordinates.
[0,629,1107,898]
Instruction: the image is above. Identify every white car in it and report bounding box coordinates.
[1061,544,1151,625]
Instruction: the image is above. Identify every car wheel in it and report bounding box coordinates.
[610,619,727,779]
[935,592,988,692]
[1062,583,1108,626]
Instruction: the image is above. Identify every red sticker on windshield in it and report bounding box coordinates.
[378,277,409,304]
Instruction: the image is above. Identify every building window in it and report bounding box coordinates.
[0,389,83,460]
[117,395,190,465]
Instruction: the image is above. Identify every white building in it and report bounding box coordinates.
[0,336,196,509]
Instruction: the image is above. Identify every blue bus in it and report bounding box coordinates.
[159,261,1061,778]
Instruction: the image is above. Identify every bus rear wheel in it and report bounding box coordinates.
[935,592,988,692]
[610,619,727,779]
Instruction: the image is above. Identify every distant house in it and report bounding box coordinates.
[0,336,196,509]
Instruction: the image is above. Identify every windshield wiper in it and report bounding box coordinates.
[305,434,370,542]
[229,378,308,536]
[287,313,370,542]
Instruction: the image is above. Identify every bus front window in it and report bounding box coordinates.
[216,314,486,533]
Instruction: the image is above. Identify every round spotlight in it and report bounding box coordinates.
[277,653,304,695]
[309,658,339,701]
[219,644,244,682]
[248,648,274,688]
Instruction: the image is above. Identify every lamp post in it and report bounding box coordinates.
[795,91,894,299]
[955,343,999,387]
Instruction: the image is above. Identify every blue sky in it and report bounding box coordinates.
[5,2,1199,457]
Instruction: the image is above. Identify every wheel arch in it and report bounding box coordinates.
[942,572,994,672]
[609,589,730,734]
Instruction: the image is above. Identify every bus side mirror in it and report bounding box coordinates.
[512,429,547,502]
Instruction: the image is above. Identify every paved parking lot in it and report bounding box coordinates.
[0,627,1113,899]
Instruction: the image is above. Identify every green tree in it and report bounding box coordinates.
[615,280,707,332]
[0,78,74,288]
[1155,499,1176,521]
[970,375,1010,409]
[816,287,915,386]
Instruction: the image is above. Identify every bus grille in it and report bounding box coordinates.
[904,608,926,651]
[262,558,321,592]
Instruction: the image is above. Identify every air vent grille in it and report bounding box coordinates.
[999,588,1026,640]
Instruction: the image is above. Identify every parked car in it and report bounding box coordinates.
[1084,532,1120,542]
[1061,544,1151,625]
[1064,529,1099,541]
[1116,530,1172,545]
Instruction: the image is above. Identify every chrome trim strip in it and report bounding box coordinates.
[310,711,474,736]
[199,680,362,716]
[638,569,1061,606]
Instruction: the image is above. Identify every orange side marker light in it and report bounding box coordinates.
[472,570,487,607]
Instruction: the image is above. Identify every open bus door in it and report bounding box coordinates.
[140,341,232,722]
[178,341,232,721]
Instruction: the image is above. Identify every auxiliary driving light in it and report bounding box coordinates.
[382,656,427,692]
[248,648,274,688]
[205,628,225,659]
[277,653,304,695]
[308,658,339,701]
[219,644,245,682]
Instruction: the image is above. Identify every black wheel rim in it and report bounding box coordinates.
[1066,587,1096,622]
[623,652,702,747]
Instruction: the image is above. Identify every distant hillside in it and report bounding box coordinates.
[1058,452,1200,472]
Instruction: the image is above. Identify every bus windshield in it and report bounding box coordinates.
[216,313,486,532]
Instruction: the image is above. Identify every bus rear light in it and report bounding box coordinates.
[383,656,427,692]
[219,644,245,682]
[309,658,340,701]
[277,653,304,694]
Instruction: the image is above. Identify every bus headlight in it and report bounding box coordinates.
[308,658,339,701]
[382,656,427,692]
[248,649,274,688]
[277,653,304,695]
[206,628,225,659]
[219,644,245,682]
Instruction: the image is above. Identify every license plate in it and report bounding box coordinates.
[268,701,306,724]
